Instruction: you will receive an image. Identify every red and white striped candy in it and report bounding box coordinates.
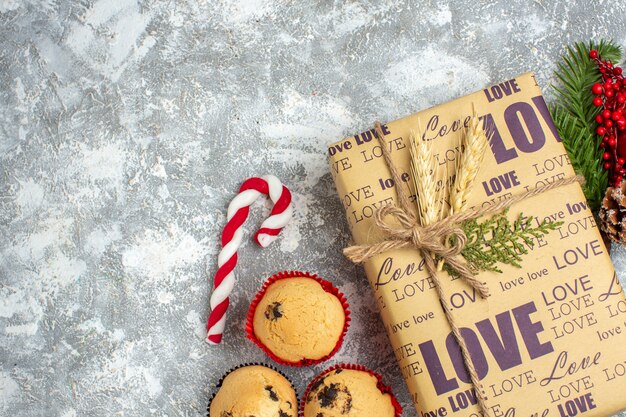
[206,175,293,345]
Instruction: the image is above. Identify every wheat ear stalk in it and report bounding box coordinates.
[450,112,490,215]
[409,130,440,227]
[436,110,490,271]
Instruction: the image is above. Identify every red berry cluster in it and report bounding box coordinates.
[590,49,626,187]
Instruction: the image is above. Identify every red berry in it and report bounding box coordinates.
[604,162,611,170]
[617,119,626,129]
[618,95,626,104]
[597,127,607,136]
[590,50,599,59]
[603,152,611,160]
[596,114,604,124]
[613,111,621,120]
[606,89,614,98]
[603,109,612,119]
[618,158,625,165]
[593,97,603,106]
[609,138,616,147]
[605,119,614,128]
[616,67,623,75]
[592,83,603,95]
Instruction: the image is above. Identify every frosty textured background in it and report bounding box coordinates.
[1,1,626,416]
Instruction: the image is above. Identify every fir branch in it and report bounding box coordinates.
[550,40,622,212]
[551,106,607,210]
[446,209,562,276]
[552,40,621,123]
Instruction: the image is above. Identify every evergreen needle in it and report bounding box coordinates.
[550,40,623,212]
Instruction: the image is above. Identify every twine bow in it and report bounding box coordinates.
[343,121,584,417]
[344,203,491,298]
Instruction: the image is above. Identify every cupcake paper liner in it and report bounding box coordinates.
[245,270,351,367]
[299,363,403,417]
[207,362,299,417]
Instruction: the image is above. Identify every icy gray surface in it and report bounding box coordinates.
[1,1,626,416]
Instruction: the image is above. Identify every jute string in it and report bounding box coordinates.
[344,122,584,417]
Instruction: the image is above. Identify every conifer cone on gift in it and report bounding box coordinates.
[599,180,626,244]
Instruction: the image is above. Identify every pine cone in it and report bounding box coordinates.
[599,180,626,244]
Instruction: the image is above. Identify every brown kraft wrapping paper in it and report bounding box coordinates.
[328,73,626,417]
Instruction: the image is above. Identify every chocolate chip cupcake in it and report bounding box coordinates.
[246,271,350,366]
[302,365,401,417]
[208,365,297,417]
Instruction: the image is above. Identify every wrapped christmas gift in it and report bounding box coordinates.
[328,73,626,417]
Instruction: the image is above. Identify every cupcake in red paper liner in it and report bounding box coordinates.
[246,270,350,367]
[208,364,298,417]
[301,364,402,417]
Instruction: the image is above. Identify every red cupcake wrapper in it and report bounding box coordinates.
[207,362,299,417]
[299,363,403,417]
[245,270,351,367]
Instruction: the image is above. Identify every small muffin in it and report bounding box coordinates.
[303,368,396,417]
[250,274,347,364]
[209,365,297,417]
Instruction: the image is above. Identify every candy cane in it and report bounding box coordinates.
[206,175,293,345]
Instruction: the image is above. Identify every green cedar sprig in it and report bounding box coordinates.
[446,209,562,276]
[550,40,622,212]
